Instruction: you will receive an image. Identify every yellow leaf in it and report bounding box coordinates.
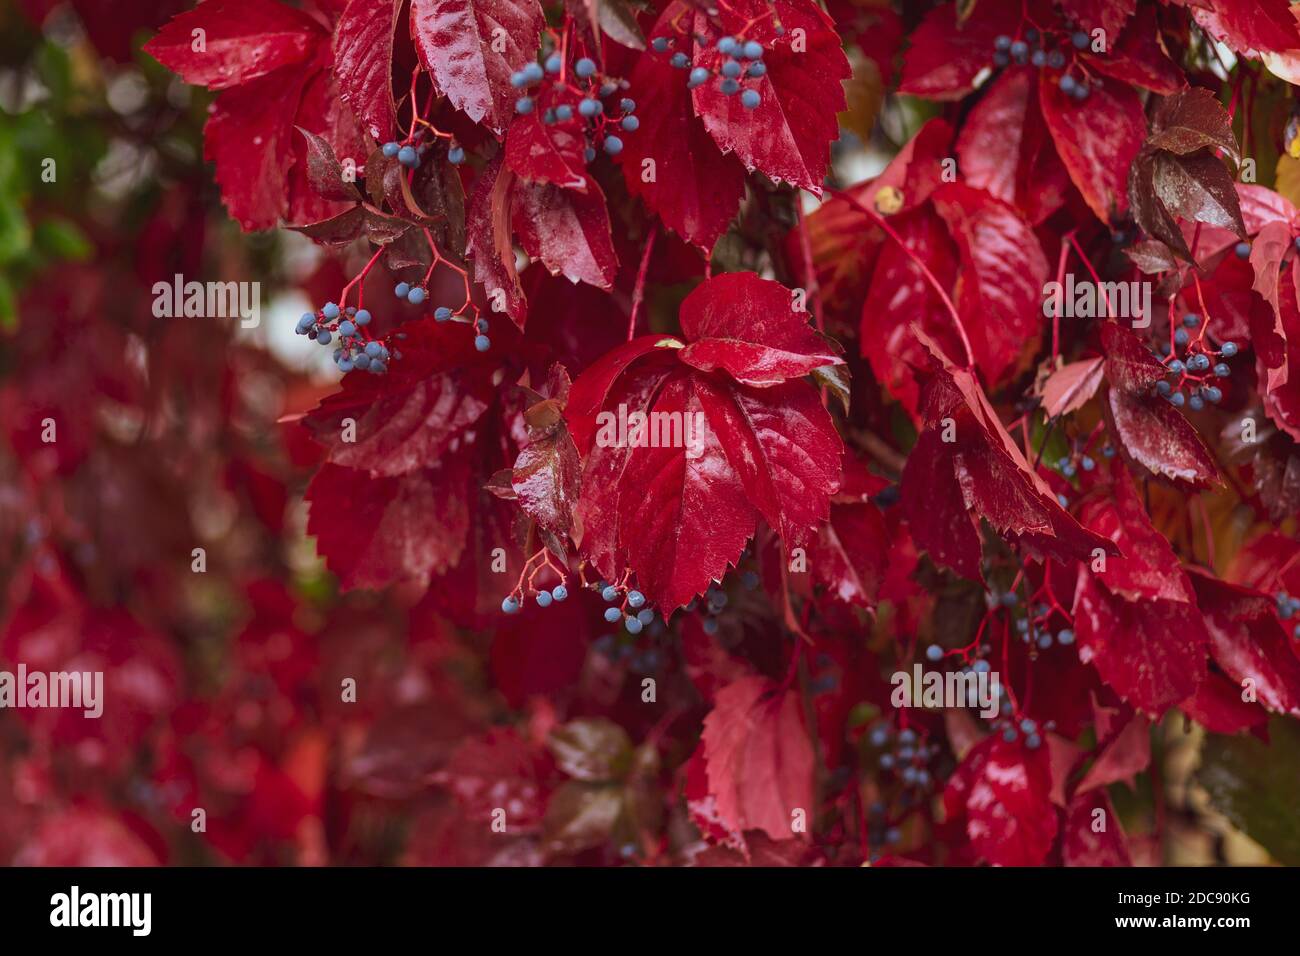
[1276,153,1300,208]
[838,49,883,144]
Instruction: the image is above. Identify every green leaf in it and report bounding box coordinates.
[35,217,92,261]
[547,717,633,782]
[1198,717,1300,865]
[0,275,16,332]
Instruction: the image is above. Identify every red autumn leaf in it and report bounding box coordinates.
[944,734,1058,867]
[1059,0,1135,38]
[677,273,843,386]
[1088,3,1183,95]
[1191,0,1300,56]
[930,182,1048,386]
[1073,568,1209,715]
[504,96,591,191]
[617,12,746,252]
[900,335,1118,580]
[512,415,582,538]
[1189,570,1300,718]
[1040,71,1146,223]
[333,0,402,142]
[511,178,618,290]
[808,464,889,609]
[1080,462,1195,604]
[1181,670,1271,735]
[1076,711,1151,793]
[1100,321,1221,487]
[433,729,554,830]
[1062,790,1133,866]
[465,153,526,326]
[898,0,1016,101]
[688,0,849,194]
[698,676,815,842]
[409,0,545,134]
[1038,356,1105,418]
[143,0,322,90]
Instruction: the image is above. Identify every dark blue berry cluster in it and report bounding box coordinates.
[501,582,568,614]
[992,29,1092,101]
[991,713,1055,749]
[512,52,637,158]
[868,724,940,789]
[295,302,392,375]
[599,581,657,634]
[592,631,665,672]
[654,32,767,109]
[396,283,491,352]
[1152,313,1236,410]
[687,572,757,636]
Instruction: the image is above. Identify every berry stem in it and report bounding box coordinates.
[627,223,658,341]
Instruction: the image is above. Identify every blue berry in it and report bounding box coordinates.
[510,70,528,88]
[898,728,917,745]
[502,596,520,613]
[973,659,991,673]
[604,607,622,623]
[1220,341,1238,357]
[1169,359,1185,375]
[603,135,623,155]
[1059,75,1078,95]
[670,52,689,69]
[546,53,562,73]
[407,286,426,304]
[879,753,895,769]
[448,146,465,164]
[718,36,739,55]
[652,37,670,53]
[1169,391,1186,407]
[1003,727,1019,743]
[925,644,943,662]
[296,312,316,333]
[1174,328,1189,347]
[475,318,489,333]
[354,309,371,326]
[316,329,332,345]
[993,51,1010,67]
[370,360,387,374]
[353,353,371,370]
[1183,313,1201,328]
[1204,386,1222,403]
[721,59,742,79]
[1047,50,1065,69]
[625,615,643,635]
[578,98,601,117]
[602,585,620,602]
[382,141,400,158]
[364,341,383,358]
[575,57,597,78]
[720,78,739,95]
[1057,493,1069,507]
[397,145,417,166]
[1057,629,1075,645]
[536,590,553,608]
[474,334,491,352]
[1026,733,1042,750]
[869,726,890,747]
[1191,353,1211,372]
[552,585,568,602]
[742,40,763,60]
[1031,50,1046,67]
[747,61,767,78]
[1000,592,1019,607]
[516,96,534,114]
[1072,31,1089,49]
[1038,633,1053,649]
[636,608,654,625]
[338,320,356,338]
[702,617,719,635]
[1189,395,1205,411]
[1010,40,1028,63]
[688,66,709,88]
[741,89,760,109]
[994,35,1012,51]
[1081,455,1095,471]
[434,306,451,321]
[621,115,639,131]
[322,302,340,320]
[1235,241,1250,259]
[523,62,543,83]
[555,104,573,121]
[584,146,596,162]
[1072,83,1089,101]
[627,590,645,609]
[394,282,410,298]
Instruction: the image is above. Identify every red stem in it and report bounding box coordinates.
[627,224,657,341]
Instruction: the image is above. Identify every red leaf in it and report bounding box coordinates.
[1062,790,1133,866]
[688,0,849,193]
[1040,71,1146,222]
[699,676,815,842]
[409,0,545,134]
[946,735,1058,866]
[1192,0,1300,55]
[1073,568,1208,715]
[1059,0,1135,38]
[305,460,470,592]
[1076,711,1151,793]
[144,0,322,90]
[564,334,682,453]
[931,182,1048,386]
[1088,3,1183,95]
[898,0,1015,101]
[618,9,747,251]
[333,0,402,142]
[1101,322,1221,487]
[512,425,582,536]
[504,98,590,191]
[511,178,619,290]
[1189,570,1300,718]
[1181,670,1270,734]
[465,154,526,326]
[809,500,888,608]
[1039,356,1105,418]
[677,273,843,386]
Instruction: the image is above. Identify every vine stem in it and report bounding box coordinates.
[827,186,975,369]
[628,224,657,341]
